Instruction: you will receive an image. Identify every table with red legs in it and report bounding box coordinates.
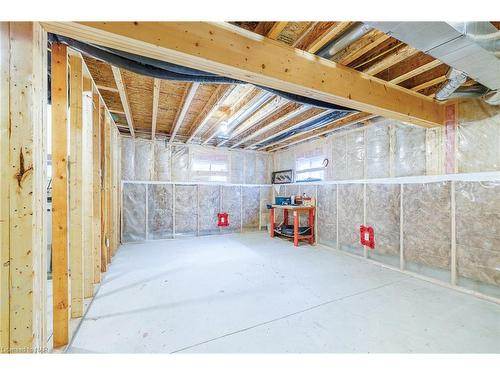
[269,205,315,247]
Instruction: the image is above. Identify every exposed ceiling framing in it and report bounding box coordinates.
[44,21,499,152]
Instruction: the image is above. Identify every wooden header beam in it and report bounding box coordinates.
[41,22,444,128]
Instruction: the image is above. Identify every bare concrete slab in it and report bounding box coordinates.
[67,232,500,353]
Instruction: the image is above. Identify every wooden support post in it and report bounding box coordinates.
[1,23,49,352]
[100,107,108,271]
[82,85,94,299]
[51,41,70,348]
[0,22,10,353]
[92,93,102,283]
[69,54,84,318]
[104,115,112,263]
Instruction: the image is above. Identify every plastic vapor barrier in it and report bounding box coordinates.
[403,182,451,281]
[154,141,171,181]
[221,185,242,233]
[394,124,426,177]
[135,139,153,181]
[366,122,390,179]
[147,184,173,239]
[121,137,135,180]
[198,184,221,235]
[366,184,400,267]
[260,186,273,230]
[455,181,500,298]
[171,145,190,182]
[122,183,147,242]
[174,184,198,236]
[317,184,337,247]
[338,184,364,256]
[242,186,260,230]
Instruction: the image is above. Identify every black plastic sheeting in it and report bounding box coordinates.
[48,33,356,113]
[255,110,351,148]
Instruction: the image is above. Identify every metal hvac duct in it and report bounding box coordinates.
[366,22,500,93]
[316,22,373,59]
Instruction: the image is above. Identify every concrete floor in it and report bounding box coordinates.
[67,232,500,353]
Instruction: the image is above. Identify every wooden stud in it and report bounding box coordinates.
[42,22,444,128]
[104,115,112,263]
[0,22,10,352]
[151,78,160,140]
[69,54,85,318]
[92,92,102,283]
[82,88,94,298]
[111,66,135,137]
[169,82,200,143]
[100,107,108,271]
[51,41,70,348]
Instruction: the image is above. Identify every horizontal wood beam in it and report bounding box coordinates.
[267,22,288,39]
[41,22,444,128]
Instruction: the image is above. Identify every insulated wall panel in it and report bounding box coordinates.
[260,186,273,230]
[457,100,500,173]
[256,153,270,184]
[171,145,190,182]
[366,184,400,267]
[456,181,500,297]
[403,182,451,281]
[331,135,347,180]
[147,184,173,240]
[244,153,256,184]
[338,184,364,256]
[317,184,337,247]
[122,183,146,242]
[174,184,197,236]
[230,152,245,184]
[154,141,171,181]
[134,139,153,181]
[221,185,242,233]
[242,186,260,230]
[121,137,135,180]
[346,130,365,179]
[394,124,426,177]
[198,184,221,235]
[299,185,317,226]
[366,123,390,178]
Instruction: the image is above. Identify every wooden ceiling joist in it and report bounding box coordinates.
[306,22,353,53]
[169,82,200,143]
[335,30,391,66]
[390,59,442,85]
[151,78,160,140]
[217,95,287,147]
[362,45,418,76]
[231,105,311,149]
[265,112,376,152]
[186,84,235,143]
[253,110,331,150]
[267,22,288,39]
[42,22,444,128]
[111,66,135,137]
[201,87,263,145]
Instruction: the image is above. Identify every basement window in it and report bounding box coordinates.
[191,152,229,182]
[295,148,324,182]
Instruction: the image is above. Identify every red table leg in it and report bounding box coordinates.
[308,208,314,245]
[284,208,288,226]
[270,207,275,238]
[294,211,299,247]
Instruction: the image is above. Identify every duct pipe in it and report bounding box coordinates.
[435,68,468,101]
[316,22,373,59]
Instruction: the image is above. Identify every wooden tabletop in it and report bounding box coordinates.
[271,204,315,211]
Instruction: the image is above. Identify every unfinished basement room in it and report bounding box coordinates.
[1,6,500,365]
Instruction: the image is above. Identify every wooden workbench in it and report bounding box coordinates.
[269,205,315,247]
